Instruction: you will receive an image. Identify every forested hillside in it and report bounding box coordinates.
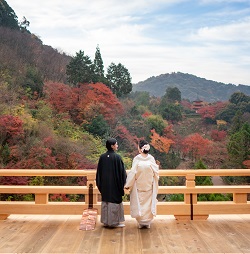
[0,0,250,202]
[133,72,250,102]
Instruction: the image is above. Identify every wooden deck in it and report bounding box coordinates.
[0,214,249,253]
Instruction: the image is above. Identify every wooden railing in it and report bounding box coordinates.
[0,169,249,220]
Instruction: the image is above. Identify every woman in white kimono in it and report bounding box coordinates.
[125,140,159,229]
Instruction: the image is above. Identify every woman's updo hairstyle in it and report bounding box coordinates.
[139,140,150,154]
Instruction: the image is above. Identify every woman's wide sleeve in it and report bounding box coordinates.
[124,158,138,189]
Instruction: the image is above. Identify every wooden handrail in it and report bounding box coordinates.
[0,169,249,221]
[0,169,249,176]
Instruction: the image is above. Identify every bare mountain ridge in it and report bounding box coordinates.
[132,72,250,102]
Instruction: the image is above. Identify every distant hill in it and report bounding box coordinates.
[132,72,250,102]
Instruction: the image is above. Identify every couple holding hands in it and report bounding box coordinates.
[96,138,159,229]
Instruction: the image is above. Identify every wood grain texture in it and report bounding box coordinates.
[0,214,249,253]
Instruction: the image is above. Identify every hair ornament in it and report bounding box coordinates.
[141,144,150,152]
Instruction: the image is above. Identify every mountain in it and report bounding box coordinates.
[132,72,250,102]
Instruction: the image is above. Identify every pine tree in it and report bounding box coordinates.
[93,45,104,82]
[227,122,250,167]
[66,50,94,86]
[106,62,132,97]
[0,0,19,29]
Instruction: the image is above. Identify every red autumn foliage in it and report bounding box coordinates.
[77,83,124,124]
[44,82,123,125]
[210,129,227,142]
[55,152,96,169]
[49,194,69,202]
[181,100,193,110]
[44,82,78,113]
[0,175,29,185]
[181,133,212,161]
[197,102,227,120]
[203,141,228,168]
[242,160,250,169]
[150,129,174,154]
[162,124,175,140]
[0,115,24,144]
[7,145,57,169]
[112,125,138,154]
[142,111,152,118]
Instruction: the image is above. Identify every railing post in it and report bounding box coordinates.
[185,173,208,220]
[233,193,247,203]
[35,194,48,204]
[185,174,197,204]
[86,171,97,206]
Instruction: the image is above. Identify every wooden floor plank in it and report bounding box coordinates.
[0,215,50,253]
[209,214,250,253]
[156,216,189,253]
[97,224,125,254]
[19,215,67,253]
[77,220,103,253]
[175,220,213,253]
[41,215,84,253]
[140,225,167,254]
[123,218,142,254]
[0,214,250,253]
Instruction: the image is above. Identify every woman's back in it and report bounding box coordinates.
[135,160,154,191]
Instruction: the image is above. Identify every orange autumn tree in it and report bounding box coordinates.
[181,133,212,161]
[76,82,124,124]
[150,129,174,154]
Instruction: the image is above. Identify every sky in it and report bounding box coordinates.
[6,0,250,85]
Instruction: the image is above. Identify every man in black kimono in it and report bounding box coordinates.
[96,138,127,228]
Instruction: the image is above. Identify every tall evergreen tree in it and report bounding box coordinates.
[93,45,104,80]
[159,87,182,122]
[165,87,181,103]
[0,0,19,29]
[66,50,94,86]
[106,62,132,97]
[227,122,250,167]
[229,111,244,135]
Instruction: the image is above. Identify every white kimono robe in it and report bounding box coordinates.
[125,154,159,225]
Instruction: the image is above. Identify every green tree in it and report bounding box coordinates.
[160,103,182,122]
[229,111,244,135]
[146,114,167,135]
[129,91,150,107]
[193,159,231,201]
[164,150,181,169]
[0,143,10,165]
[22,66,44,98]
[227,122,250,168]
[106,62,132,97]
[66,50,94,86]
[83,114,110,138]
[164,87,181,103]
[93,45,105,83]
[159,87,182,122]
[215,103,238,123]
[194,159,213,186]
[0,0,19,29]
[229,92,250,105]
[19,16,30,32]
